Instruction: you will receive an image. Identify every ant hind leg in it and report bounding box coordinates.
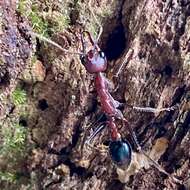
[122,118,182,184]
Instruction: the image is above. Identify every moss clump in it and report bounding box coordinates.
[11,88,27,106]
[0,171,18,183]
[18,1,49,36]
[0,123,27,156]
[17,0,70,36]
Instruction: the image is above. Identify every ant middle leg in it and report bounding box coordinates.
[124,103,177,114]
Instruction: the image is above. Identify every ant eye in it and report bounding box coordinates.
[99,51,105,58]
[109,140,132,169]
[80,55,86,65]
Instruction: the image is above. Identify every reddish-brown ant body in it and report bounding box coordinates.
[79,30,133,167]
[78,30,176,172]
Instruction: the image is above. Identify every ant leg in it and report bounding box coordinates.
[115,49,134,77]
[122,118,181,183]
[82,30,102,53]
[88,0,103,43]
[101,73,114,91]
[81,31,96,49]
[85,122,107,145]
[81,32,87,54]
[81,121,107,154]
[81,122,107,156]
[30,32,84,55]
[86,113,105,130]
[125,103,177,113]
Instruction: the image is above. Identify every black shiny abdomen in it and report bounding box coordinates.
[109,140,132,168]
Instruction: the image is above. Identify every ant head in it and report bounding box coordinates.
[81,49,107,74]
[80,31,107,74]
[109,139,132,169]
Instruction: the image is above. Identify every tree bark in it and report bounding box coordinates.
[0,0,190,190]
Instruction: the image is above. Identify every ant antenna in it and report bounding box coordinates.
[81,31,100,53]
[88,0,103,44]
[30,32,84,56]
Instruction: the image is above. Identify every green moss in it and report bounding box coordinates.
[0,123,27,156]
[50,12,70,33]
[17,0,28,17]
[11,88,27,106]
[17,0,71,36]
[0,171,18,183]
[0,118,28,187]
[17,1,49,36]
[31,55,37,65]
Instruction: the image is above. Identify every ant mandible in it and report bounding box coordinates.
[31,0,181,184]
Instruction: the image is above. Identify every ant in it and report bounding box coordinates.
[30,0,183,184]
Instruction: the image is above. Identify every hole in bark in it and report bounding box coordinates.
[172,38,180,51]
[145,72,150,79]
[106,179,124,190]
[178,185,187,190]
[178,26,185,36]
[138,51,146,59]
[155,127,167,139]
[19,118,28,127]
[63,159,93,178]
[85,98,98,115]
[0,71,10,87]
[165,29,173,42]
[70,9,79,25]
[38,99,49,110]
[103,140,110,146]
[103,24,126,61]
[72,125,82,148]
[149,100,155,107]
[163,65,173,76]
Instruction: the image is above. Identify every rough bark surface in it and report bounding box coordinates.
[0,1,32,116]
[0,0,190,190]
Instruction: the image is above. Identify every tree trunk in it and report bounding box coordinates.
[0,0,189,190]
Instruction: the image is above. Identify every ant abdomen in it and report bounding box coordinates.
[109,140,132,169]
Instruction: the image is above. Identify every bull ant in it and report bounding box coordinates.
[31,0,183,184]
